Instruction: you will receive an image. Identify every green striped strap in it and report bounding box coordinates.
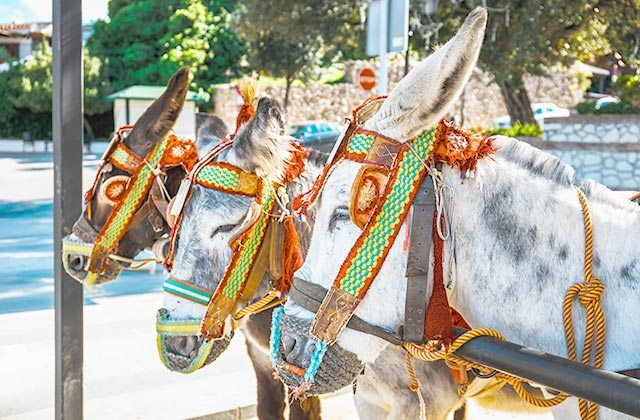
[163,277,213,306]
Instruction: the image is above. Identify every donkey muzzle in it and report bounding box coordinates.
[156,308,234,373]
[271,309,364,398]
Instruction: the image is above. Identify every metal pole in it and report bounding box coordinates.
[453,328,640,417]
[53,0,83,418]
[378,0,388,94]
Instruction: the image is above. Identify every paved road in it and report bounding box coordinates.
[0,147,165,315]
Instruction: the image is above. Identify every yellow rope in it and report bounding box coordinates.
[233,290,286,321]
[403,188,604,417]
[404,329,570,408]
[561,188,606,420]
[405,352,427,420]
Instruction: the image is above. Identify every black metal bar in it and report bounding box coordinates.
[453,327,640,417]
[52,0,83,418]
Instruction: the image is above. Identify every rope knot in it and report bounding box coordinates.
[577,278,604,307]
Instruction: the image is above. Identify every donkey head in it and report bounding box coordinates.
[158,97,302,370]
[274,7,488,395]
[62,68,202,284]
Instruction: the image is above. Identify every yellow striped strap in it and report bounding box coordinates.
[310,127,437,345]
[199,182,276,340]
[88,135,170,275]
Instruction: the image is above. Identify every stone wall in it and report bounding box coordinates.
[546,149,640,190]
[539,115,640,190]
[543,115,640,143]
[212,61,585,129]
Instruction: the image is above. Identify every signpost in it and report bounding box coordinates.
[53,0,84,418]
[358,67,378,91]
[366,0,410,94]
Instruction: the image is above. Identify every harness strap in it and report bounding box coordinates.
[404,174,436,343]
[289,277,403,346]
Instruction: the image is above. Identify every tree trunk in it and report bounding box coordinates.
[283,76,292,110]
[497,78,537,126]
[83,116,95,153]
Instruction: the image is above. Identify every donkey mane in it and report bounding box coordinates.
[493,135,574,187]
[493,135,636,212]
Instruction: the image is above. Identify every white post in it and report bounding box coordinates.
[378,0,388,94]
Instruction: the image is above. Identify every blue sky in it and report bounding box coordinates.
[1,0,108,23]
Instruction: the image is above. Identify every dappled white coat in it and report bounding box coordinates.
[285,6,640,420]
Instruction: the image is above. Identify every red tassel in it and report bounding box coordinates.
[278,217,303,293]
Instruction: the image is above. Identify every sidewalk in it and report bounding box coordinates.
[0,293,358,419]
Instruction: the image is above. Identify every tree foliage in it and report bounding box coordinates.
[431,1,611,124]
[0,45,111,138]
[235,0,365,107]
[9,44,111,115]
[88,0,246,96]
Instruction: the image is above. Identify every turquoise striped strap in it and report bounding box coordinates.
[163,277,213,306]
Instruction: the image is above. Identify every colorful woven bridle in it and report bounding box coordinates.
[62,125,198,284]
[160,135,306,357]
[270,97,462,393]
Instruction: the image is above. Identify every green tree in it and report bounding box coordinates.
[597,0,640,66]
[236,0,364,108]
[433,1,613,125]
[88,0,246,96]
[1,44,111,138]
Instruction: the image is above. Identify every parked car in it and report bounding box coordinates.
[492,102,570,128]
[288,121,342,152]
[595,95,621,110]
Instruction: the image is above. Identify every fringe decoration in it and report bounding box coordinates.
[433,119,495,174]
[282,140,308,185]
[278,216,303,293]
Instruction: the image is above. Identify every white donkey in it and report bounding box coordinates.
[277,6,640,420]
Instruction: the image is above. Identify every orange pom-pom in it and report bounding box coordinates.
[233,78,257,134]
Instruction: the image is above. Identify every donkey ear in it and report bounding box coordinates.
[229,97,292,183]
[364,7,487,140]
[125,67,190,156]
[195,113,229,154]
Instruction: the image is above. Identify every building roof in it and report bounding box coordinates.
[0,22,52,38]
[107,85,207,102]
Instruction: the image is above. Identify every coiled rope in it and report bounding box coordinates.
[562,187,606,420]
[403,187,604,420]
[233,290,286,321]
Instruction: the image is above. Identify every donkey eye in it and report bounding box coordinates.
[211,224,236,238]
[329,206,350,231]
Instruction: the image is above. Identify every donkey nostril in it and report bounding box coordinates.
[69,255,86,272]
[283,336,307,362]
[283,336,296,357]
[166,335,198,357]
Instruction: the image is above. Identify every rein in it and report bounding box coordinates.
[63,125,198,283]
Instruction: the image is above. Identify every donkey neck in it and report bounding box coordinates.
[444,144,640,371]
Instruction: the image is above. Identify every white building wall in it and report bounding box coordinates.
[18,39,32,59]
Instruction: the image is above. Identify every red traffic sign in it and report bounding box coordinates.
[358,67,377,91]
